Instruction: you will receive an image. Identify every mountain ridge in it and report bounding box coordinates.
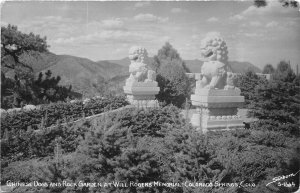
[106,57,262,73]
[4,52,261,97]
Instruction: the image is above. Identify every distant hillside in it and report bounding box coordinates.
[38,55,129,96]
[110,58,262,73]
[3,52,261,98]
[108,58,131,67]
[3,52,129,97]
[107,57,155,67]
[184,59,203,73]
[184,60,261,73]
[229,61,261,73]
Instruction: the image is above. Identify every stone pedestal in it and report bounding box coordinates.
[191,89,244,133]
[123,81,160,108]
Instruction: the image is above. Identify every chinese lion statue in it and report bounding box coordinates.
[198,34,230,89]
[127,46,156,82]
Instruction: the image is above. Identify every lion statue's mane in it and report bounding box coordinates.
[198,34,232,89]
[128,46,156,82]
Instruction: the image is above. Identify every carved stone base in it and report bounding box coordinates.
[191,110,244,133]
[123,81,160,108]
[191,89,245,133]
[127,95,159,108]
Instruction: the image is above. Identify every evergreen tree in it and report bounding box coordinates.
[153,42,191,107]
[249,61,300,136]
[152,42,190,73]
[233,70,268,107]
[1,24,72,108]
[262,64,275,74]
[157,64,190,107]
[1,24,48,70]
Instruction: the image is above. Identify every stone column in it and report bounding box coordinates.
[191,89,244,133]
[123,46,160,108]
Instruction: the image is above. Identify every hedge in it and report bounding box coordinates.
[0,96,129,138]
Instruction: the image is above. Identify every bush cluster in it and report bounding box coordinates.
[1,105,299,193]
[1,121,91,172]
[0,96,129,138]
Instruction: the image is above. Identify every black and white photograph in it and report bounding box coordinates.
[1,0,300,193]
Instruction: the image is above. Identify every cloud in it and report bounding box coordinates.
[1,21,8,27]
[191,35,200,40]
[229,14,245,21]
[241,1,291,17]
[249,21,262,27]
[20,16,80,29]
[207,17,219,22]
[205,31,221,38]
[171,8,187,13]
[244,33,263,38]
[266,21,278,28]
[134,13,168,23]
[85,18,126,33]
[159,36,172,42]
[134,2,151,8]
[16,16,81,40]
[53,29,161,46]
[101,18,124,29]
[230,1,294,22]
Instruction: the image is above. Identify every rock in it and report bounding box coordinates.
[0,109,7,115]
[7,108,22,113]
[83,98,91,105]
[23,104,37,110]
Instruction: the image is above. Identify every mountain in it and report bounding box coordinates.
[4,51,261,98]
[37,54,129,97]
[108,57,154,67]
[184,59,203,73]
[3,52,130,97]
[108,58,131,67]
[184,59,261,73]
[228,61,261,73]
[95,60,129,78]
[109,58,262,73]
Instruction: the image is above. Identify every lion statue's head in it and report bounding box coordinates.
[200,33,228,64]
[128,46,149,64]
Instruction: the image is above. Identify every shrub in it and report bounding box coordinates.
[233,70,268,107]
[1,159,49,184]
[2,105,299,193]
[1,121,91,168]
[57,106,219,193]
[0,96,129,137]
[152,42,191,108]
[207,130,299,193]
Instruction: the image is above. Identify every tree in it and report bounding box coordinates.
[233,70,268,107]
[157,64,190,107]
[1,24,48,70]
[254,0,299,8]
[262,64,275,74]
[1,25,72,108]
[59,106,217,193]
[254,0,268,7]
[275,60,293,75]
[152,42,190,73]
[153,42,191,107]
[249,61,300,136]
[1,24,48,107]
[33,70,73,104]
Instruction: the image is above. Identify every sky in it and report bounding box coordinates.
[1,1,300,69]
